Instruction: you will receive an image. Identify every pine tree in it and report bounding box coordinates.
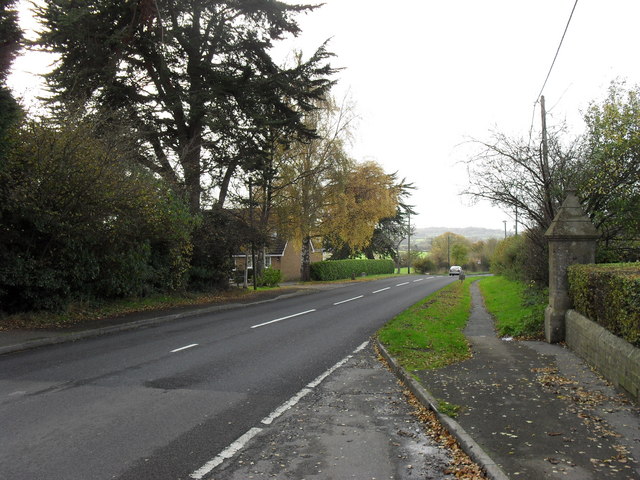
[0,0,22,157]
[36,0,336,213]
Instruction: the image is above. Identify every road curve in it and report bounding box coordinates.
[0,275,455,480]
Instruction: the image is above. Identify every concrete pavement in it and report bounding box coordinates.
[416,282,640,479]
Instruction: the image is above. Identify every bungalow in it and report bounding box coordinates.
[233,238,323,282]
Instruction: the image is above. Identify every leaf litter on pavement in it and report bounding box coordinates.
[532,365,638,474]
[375,344,488,479]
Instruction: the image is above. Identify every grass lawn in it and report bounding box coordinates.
[378,278,473,371]
[0,287,293,330]
[477,276,546,339]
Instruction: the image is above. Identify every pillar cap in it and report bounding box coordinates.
[545,190,600,240]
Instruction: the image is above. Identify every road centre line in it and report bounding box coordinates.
[413,278,424,282]
[190,341,370,479]
[250,309,316,329]
[333,295,364,306]
[396,282,410,286]
[372,287,391,294]
[170,344,198,353]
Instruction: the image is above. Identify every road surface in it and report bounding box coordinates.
[0,275,455,480]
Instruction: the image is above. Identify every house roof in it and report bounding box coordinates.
[232,238,321,258]
[266,239,287,256]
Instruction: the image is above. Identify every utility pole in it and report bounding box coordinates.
[503,220,507,239]
[540,95,553,223]
[249,177,257,291]
[447,234,451,267]
[515,206,519,236]
[407,211,411,274]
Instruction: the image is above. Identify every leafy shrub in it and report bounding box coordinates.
[258,268,282,287]
[310,259,394,281]
[188,207,249,292]
[568,263,640,346]
[490,229,548,286]
[0,115,195,312]
[413,256,436,274]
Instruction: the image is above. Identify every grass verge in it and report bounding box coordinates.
[477,276,546,339]
[377,278,473,371]
[1,271,425,331]
[0,287,292,330]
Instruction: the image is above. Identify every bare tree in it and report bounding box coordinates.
[462,126,582,233]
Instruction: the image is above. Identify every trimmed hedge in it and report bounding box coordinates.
[310,259,395,281]
[568,263,640,346]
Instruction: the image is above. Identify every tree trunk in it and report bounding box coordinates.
[218,159,238,206]
[182,137,202,213]
[300,236,311,282]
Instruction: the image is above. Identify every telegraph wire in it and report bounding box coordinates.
[528,0,579,144]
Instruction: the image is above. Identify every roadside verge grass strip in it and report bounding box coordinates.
[378,279,473,371]
[477,276,546,339]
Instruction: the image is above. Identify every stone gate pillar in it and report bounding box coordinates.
[544,190,599,343]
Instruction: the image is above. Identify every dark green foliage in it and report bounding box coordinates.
[569,263,640,346]
[0,85,19,158]
[0,115,195,313]
[310,259,394,281]
[188,207,250,292]
[0,0,22,159]
[258,268,282,288]
[36,0,336,212]
[0,0,22,81]
[582,82,640,262]
[413,256,436,274]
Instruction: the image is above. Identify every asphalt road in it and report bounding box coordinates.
[0,275,455,480]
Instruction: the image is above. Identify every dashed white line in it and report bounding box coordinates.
[171,344,198,353]
[333,295,364,306]
[372,287,391,294]
[413,278,424,283]
[250,309,316,329]
[189,341,370,478]
[396,282,410,286]
[189,427,263,479]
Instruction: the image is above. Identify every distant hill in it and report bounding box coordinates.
[413,226,504,241]
[400,226,504,250]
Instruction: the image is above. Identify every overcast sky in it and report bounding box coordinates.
[8,1,640,229]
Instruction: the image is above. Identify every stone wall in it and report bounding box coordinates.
[566,309,640,403]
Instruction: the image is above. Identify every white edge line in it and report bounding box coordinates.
[171,344,198,353]
[413,278,424,282]
[396,282,410,286]
[333,295,364,306]
[189,340,370,478]
[372,287,391,294]
[251,309,316,329]
[189,427,263,479]
[261,388,312,425]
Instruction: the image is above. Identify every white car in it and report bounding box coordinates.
[449,266,463,276]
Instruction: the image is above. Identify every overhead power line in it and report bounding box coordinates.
[535,0,579,102]
[528,0,579,144]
